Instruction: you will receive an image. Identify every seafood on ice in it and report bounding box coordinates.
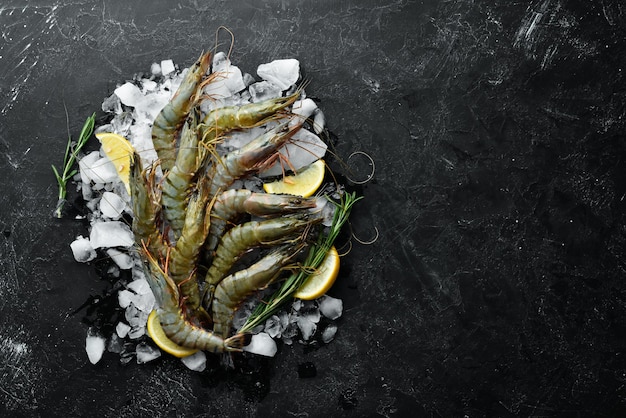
[73,50,351,367]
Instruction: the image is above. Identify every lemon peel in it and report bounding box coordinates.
[146,310,199,358]
[263,159,325,197]
[95,132,134,194]
[294,246,340,300]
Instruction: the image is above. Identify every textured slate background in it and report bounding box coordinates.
[1,0,626,416]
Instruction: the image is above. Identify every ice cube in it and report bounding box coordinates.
[78,151,101,185]
[257,59,300,90]
[133,89,171,123]
[114,82,143,107]
[128,326,146,340]
[125,303,149,328]
[107,333,124,353]
[126,288,155,313]
[127,278,151,295]
[318,295,343,320]
[243,176,262,192]
[181,351,207,372]
[291,98,318,124]
[292,299,302,312]
[109,111,134,137]
[102,92,122,114]
[106,264,120,279]
[296,316,317,341]
[89,221,134,249]
[132,265,147,281]
[205,62,246,99]
[85,329,106,364]
[130,122,159,167]
[106,248,134,270]
[212,51,228,69]
[243,332,278,357]
[136,342,161,364]
[248,81,282,103]
[224,126,265,149]
[150,62,161,76]
[92,182,105,192]
[300,300,321,324]
[264,315,282,338]
[118,289,134,309]
[282,321,298,345]
[116,322,131,338]
[99,191,126,219]
[160,59,175,76]
[258,129,327,177]
[141,78,158,92]
[82,156,120,185]
[279,311,290,329]
[313,109,326,134]
[242,72,256,87]
[70,236,96,263]
[315,196,335,227]
[321,323,338,343]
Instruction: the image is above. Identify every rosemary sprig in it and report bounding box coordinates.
[52,112,96,218]
[238,191,362,334]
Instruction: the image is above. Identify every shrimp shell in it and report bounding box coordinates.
[206,121,301,202]
[203,214,321,293]
[211,245,296,338]
[161,112,201,238]
[167,185,210,311]
[142,244,245,353]
[198,91,299,141]
[152,52,211,173]
[130,154,165,259]
[206,189,318,254]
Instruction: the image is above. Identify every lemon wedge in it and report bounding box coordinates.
[146,310,199,358]
[95,132,134,194]
[294,246,340,300]
[263,159,325,197]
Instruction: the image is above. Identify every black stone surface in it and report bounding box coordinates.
[1,0,626,416]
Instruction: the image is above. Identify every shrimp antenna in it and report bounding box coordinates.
[336,239,353,257]
[213,26,236,61]
[351,225,379,245]
[344,151,375,185]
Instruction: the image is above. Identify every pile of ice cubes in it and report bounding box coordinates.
[76,55,342,369]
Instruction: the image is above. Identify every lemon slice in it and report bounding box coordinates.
[146,310,198,358]
[263,159,325,197]
[294,246,340,300]
[95,132,134,194]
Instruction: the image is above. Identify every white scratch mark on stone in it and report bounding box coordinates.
[0,3,60,114]
[0,326,42,412]
[513,0,565,64]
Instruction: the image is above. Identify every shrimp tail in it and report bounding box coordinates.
[224,333,248,351]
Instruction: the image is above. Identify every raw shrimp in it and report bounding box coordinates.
[205,121,301,202]
[203,214,322,303]
[167,184,210,313]
[206,189,318,254]
[152,52,211,173]
[130,153,165,259]
[211,245,298,338]
[198,91,300,143]
[142,243,246,353]
[161,111,202,237]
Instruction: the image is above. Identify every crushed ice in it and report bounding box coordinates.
[181,351,207,372]
[74,54,342,364]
